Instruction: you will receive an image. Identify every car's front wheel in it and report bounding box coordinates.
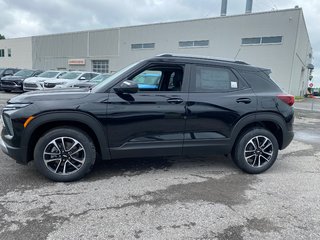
[34,127,96,181]
[232,128,279,174]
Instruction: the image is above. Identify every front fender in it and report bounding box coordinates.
[21,111,110,162]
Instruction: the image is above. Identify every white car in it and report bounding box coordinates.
[43,71,99,89]
[23,70,67,91]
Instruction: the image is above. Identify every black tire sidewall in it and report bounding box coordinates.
[34,128,96,182]
[234,128,279,174]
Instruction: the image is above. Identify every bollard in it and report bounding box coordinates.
[311,98,314,111]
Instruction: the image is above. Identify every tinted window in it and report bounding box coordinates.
[130,65,184,92]
[193,66,239,92]
[5,69,14,75]
[132,70,162,90]
[238,69,281,92]
[14,70,34,77]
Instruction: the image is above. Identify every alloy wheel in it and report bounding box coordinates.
[244,135,273,168]
[43,137,86,175]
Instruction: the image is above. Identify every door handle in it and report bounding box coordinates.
[236,98,252,104]
[167,98,183,104]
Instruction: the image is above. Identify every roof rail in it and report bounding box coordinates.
[156,53,249,65]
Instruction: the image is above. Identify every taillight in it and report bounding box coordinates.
[277,94,294,106]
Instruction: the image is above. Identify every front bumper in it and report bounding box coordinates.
[1,129,28,164]
[0,135,8,154]
[1,83,23,91]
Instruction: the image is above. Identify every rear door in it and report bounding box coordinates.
[184,64,256,155]
[106,62,190,158]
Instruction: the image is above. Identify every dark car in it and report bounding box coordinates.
[0,68,21,90]
[1,69,43,92]
[74,73,111,88]
[0,54,294,182]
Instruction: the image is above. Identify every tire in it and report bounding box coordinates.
[34,127,96,182]
[232,128,279,174]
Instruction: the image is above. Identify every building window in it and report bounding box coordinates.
[241,37,261,45]
[179,40,209,48]
[92,60,109,73]
[8,48,11,57]
[131,43,155,50]
[0,49,4,57]
[241,36,282,45]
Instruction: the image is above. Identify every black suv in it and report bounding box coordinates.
[0,54,294,181]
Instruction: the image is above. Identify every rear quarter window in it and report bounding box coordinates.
[238,69,281,92]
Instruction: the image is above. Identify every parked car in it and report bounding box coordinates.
[43,71,99,89]
[0,54,294,182]
[1,69,43,92]
[23,70,68,91]
[74,73,111,88]
[0,68,21,91]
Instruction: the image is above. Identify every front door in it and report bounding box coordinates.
[106,63,190,158]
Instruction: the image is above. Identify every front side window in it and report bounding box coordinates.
[130,65,184,92]
[193,66,239,92]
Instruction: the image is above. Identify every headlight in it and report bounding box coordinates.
[3,103,31,111]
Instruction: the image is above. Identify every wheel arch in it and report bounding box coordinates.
[22,111,110,163]
[231,112,287,150]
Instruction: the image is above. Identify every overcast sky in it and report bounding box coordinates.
[0,0,319,86]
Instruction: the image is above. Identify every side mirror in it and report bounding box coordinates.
[114,80,138,94]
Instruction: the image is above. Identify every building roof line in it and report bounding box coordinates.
[4,8,302,40]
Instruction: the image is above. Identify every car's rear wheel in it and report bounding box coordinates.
[34,127,96,181]
[232,128,278,174]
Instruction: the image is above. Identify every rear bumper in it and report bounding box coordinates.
[281,130,294,150]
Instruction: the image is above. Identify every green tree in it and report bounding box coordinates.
[0,34,5,40]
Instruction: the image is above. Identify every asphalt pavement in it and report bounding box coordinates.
[0,92,320,240]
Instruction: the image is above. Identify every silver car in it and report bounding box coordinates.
[23,70,67,91]
[43,71,99,89]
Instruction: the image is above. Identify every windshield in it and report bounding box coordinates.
[90,74,111,83]
[60,72,82,80]
[93,62,141,91]
[14,69,34,77]
[38,71,59,78]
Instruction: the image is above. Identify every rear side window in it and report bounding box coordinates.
[192,65,239,92]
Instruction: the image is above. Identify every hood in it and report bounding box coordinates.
[24,76,51,83]
[44,78,75,84]
[1,76,26,81]
[8,88,90,103]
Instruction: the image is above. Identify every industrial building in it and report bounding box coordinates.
[0,5,313,96]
